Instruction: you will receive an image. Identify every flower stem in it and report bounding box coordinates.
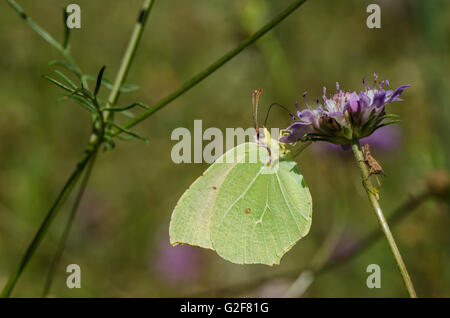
[2,0,155,298]
[351,139,417,298]
[104,0,155,121]
[0,148,97,298]
[41,151,98,297]
[41,0,155,297]
[7,0,80,73]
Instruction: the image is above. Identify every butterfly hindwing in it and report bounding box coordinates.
[211,151,312,265]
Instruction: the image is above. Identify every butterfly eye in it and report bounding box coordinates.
[257,129,265,140]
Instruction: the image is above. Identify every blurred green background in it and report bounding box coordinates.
[0,0,449,297]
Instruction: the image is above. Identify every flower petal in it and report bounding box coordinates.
[280,122,310,143]
[372,90,386,108]
[387,85,410,103]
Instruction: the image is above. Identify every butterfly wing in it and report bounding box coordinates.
[211,151,312,265]
[170,140,312,266]
[169,143,251,249]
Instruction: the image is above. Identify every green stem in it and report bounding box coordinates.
[0,148,96,298]
[350,139,417,298]
[104,0,155,121]
[39,0,155,297]
[118,0,308,132]
[7,0,79,72]
[41,152,98,297]
[1,87,105,297]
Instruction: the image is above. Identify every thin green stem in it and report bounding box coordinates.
[1,85,105,297]
[117,0,308,132]
[39,0,154,297]
[104,0,155,121]
[41,151,98,297]
[7,0,79,72]
[0,149,96,298]
[351,139,417,298]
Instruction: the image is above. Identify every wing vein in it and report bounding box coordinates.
[275,172,304,233]
[219,167,264,224]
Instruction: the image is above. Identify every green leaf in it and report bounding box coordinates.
[8,0,63,53]
[62,8,71,49]
[84,75,140,92]
[107,122,149,143]
[43,75,73,93]
[54,70,77,89]
[49,60,81,78]
[169,140,312,265]
[117,110,136,119]
[102,102,149,112]
[64,94,96,113]
[372,114,400,128]
[374,119,402,130]
[94,66,106,97]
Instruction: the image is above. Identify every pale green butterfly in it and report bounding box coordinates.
[169,89,312,265]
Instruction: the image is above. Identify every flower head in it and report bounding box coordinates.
[280,74,409,145]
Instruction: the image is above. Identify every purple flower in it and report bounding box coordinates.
[280,74,409,145]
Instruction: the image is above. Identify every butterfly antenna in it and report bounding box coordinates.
[252,89,263,136]
[264,102,294,127]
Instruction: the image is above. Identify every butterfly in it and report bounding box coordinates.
[169,90,312,265]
